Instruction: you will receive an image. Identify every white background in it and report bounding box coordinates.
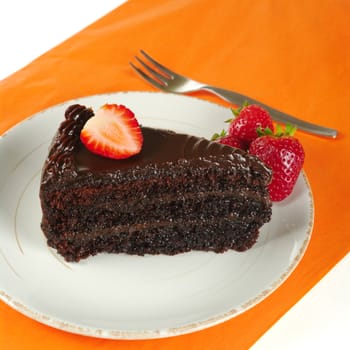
[0,1,349,349]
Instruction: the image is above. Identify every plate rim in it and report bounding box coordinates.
[0,91,314,339]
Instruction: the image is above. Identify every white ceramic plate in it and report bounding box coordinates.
[0,92,313,339]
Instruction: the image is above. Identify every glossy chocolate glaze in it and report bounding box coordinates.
[75,127,245,172]
[41,104,272,185]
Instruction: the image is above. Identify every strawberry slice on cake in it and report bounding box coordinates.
[80,104,143,160]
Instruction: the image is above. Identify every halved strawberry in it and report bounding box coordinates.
[80,104,143,160]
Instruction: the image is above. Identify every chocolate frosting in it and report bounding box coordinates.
[75,127,246,172]
[41,104,272,186]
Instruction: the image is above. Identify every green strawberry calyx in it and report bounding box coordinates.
[225,101,250,123]
[211,129,227,141]
[257,123,297,138]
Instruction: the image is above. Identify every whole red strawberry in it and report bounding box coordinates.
[228,104,274,144]
[211,130,246,150]
[249,125,305,201]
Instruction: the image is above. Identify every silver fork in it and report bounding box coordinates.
[130,50,338,138]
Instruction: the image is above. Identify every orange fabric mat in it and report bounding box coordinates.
[0,1,349,349]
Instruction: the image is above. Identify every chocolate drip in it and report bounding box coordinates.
[41,105,93,184]
[41,104,272,187]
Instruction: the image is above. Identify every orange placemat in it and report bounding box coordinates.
[0,0,349,349]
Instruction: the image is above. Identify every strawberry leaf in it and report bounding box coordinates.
[285,123,297,136]
[257,126,274,136]
[275,124,284,137]
[211,129,227,140]
[231,107,240,117]
[256,123,298,138]
[225,100,249,119]
[230,101,250,118]
[242,100,249,108]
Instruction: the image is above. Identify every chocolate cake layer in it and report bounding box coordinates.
[40,104,272,262]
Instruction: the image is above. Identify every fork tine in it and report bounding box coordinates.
[129,61,166,91]
[134,56,169,85]
[140,50,175,78]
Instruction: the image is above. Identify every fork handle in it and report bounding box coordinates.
[202,86,338,138]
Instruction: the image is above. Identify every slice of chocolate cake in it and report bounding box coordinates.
[39,104,272,262]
